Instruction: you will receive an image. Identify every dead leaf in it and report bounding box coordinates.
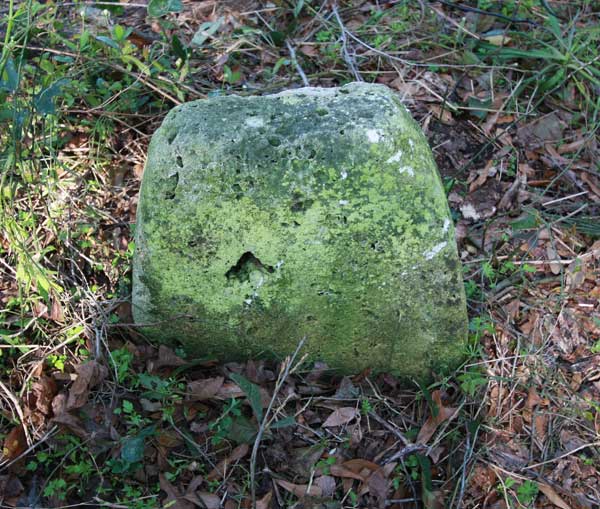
[275,479,322,498]
[417,391,458,444]
[368,467,390,509]
[207,443,249,481]
[322,407,359,427]
[429,104,455,125]
[52,412,88,438]
[299,45,318,57]
[215,381,245,400]
[2,425,26,461]
[186,377,225,401]
[67,361,108,410]
[314,476,336,498]
[538,483,571,509]
[342,459,380,474]
[153,345,187,370]
[330,464,366,482]
[31,375,57,416]
[256,490,273,509]
[188,492,220,509]
[0,475,24,504]
[159,473,195,509]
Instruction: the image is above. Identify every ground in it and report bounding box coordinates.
[0,1,599,508]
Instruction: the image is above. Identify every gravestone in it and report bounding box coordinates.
[133,83,468,378]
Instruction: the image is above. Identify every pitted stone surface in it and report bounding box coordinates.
[133,83,468,378]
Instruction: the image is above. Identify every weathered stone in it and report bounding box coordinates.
[133,83,467,378]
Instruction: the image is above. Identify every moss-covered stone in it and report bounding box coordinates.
[132,83,468,378]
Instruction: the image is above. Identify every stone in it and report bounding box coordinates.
[132,83,468,378]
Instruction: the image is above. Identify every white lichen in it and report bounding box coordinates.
[423,242,447,260]
[442,218,451,234]
[386,150,403,164]
[366,129,382,143]
[398,166,415,177]
[245,116,265,128]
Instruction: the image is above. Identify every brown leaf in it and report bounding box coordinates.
[159,473,195,509]
[275,479,322,498]
[329,464,366,482]
[314,476,336,498]
[299,45,319,57]
[31,375,57,416]
[368,467,390,509]
[322,407,359,427]
[153,345,187,370]
[187,492,220,509]
[215,381,245,399]
[207,443,249,481]
[67,361,107,410]
[52,412,88,438]
[2,425,26,461]
[538,483,571,509]
[0,474,24,502]
[256,490,272,509]
[342,458,380,474]
[417,391,458,444]
[186,377,225,401]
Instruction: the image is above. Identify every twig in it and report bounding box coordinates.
[332,5,362,82]
[285,40,309,87]
[0,380,32,447]
[250,337,307,508]
[0,425,57,472]
[522,441,600,470]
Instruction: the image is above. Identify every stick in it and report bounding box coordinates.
[250,336,307,508]
[285,40,309,87]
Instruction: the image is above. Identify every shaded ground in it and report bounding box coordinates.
[0,1,599,508]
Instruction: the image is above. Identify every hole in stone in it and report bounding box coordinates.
[291,199,313,213]
[316,108,328,116]
[176,155,183,168]
[339,129,345,135]
[225,252,275,282]
[232,183,243,199]
[164,172,179,200]
[268,137,281,147]
[167,131,177,144]
[306,315,316,322]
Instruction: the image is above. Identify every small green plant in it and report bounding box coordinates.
[43,478,67,501]
[316,455,336,475]
[361,398,372,415]
[458,370,488,396]
[517,480,539,506]
[109,348,134,383]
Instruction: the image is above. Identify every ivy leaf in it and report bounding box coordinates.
[120,426,156,463]
[226,415,258,444]
[34,78,70,115]
[120,436,145,463]
[191,18,224,47]
[271,416,296,429]
[0,57,19,92]
[147,0,182,17]
[230,373,263,422]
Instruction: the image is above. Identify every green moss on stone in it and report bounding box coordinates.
[133,83,468,379]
